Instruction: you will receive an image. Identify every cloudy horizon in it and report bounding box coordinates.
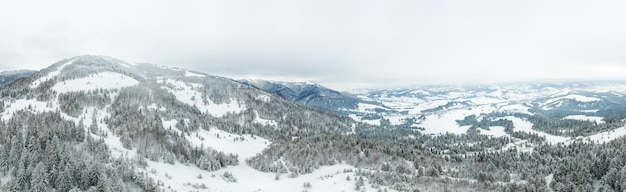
[1,0,626,90]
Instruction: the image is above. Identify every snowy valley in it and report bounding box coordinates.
[1,56,626,191]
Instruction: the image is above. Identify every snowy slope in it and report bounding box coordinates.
[145,125,393,192]
[157,78,245,117]
[348,82,626,144]
[52,72,139,93]
[0,55,400,192]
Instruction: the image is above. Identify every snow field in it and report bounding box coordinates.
[255,94,271,102]
[158,79,245,117]
[1,99,55,120]
[420,105,496,135]
[52,72,140,93]
[145,119,395,192]
[543,94,602,106]
[146,160,392,192]
[184,70,206,78]
[31,60,74,88]
[479,126,507,137]
[253,111,277,127]
[585,126,626,144]
[503,117,570,144]
[563,115,605,123]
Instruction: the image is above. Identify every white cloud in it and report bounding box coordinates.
[1,0,626,90]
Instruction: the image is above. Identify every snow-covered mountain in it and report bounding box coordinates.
[0,56,435,192]
[240,79,383,115]
[0,69,36,87]
[345,82,626,143]
[6,55,626,191]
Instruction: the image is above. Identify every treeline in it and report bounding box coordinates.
[0,111,156,191]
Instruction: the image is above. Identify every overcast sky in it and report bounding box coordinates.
[1,0,626,90]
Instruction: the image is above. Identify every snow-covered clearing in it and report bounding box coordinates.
[421,105,496,135]
[498,117,626,145]
[544,94,602,105]
[31,60,74,88]
[158,79,245,117]
[498,104,531,114]
[503,117,570,144]
[186,128,270,159]
[70,107,137,158]
[255,94,271,102]
[253,111,277,127]
[147,123,394,192]
[357,103,385,113]
[349,114,381,126]
[1,99,55,120]
[379,97,426,111]
[146,103,166,111]
[585,126,626,144]
[184,71,206,78]
[563,115,605,123]
[52,72,139,93]
[479,126,507,137]
[469,96,504,105]
[145,160,390,192]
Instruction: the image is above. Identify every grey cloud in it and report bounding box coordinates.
[1,0,626,90]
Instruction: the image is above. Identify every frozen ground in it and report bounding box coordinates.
[563,115,605,123]
[144,120,396,192]
[52,72,139,93]
[158,79,245,117]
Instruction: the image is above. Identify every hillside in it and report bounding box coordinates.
[0,70,36,87]
[0,56,449,192]
[240,79,385,115]
[4,56,626,191]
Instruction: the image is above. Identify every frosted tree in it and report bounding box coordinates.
[31,162,49,192]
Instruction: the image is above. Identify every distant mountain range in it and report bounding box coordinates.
[0,69,36,86]
[240,79,384,115]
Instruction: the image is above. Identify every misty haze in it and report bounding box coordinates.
[1,1,626,192]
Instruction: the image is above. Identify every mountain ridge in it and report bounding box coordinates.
[4,55,626,191]
[0,55,435,192]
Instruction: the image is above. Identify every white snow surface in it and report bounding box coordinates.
[504,117,570,144]
[498,104,532,114]
[146,103,166,111]
[52,72,139,93]
[1,99,55,120]
[421,105,496,135]
[585,126,626,144]
[255,94,271,102]
[186,128,269,159]
[563,115,605,123]
[31,60,74,88]
[146,124,395,192]
[349,114,381,126]
[357,103,385,112]
[479,126,507,137]
[145,161,390,192]
[544,94,602,105]
[159,79,245,117]
[184,70,206,78]
[253,111,278,127]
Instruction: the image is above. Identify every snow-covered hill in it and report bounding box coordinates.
[0,69,36,87]
[6,55,626,191]
[240,79,382,115]
[0,55,406,192]
[346,82,626,143]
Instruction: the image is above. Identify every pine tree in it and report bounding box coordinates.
[31,162,49,192]
[97,173,114,192]
[56,167,73,192]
